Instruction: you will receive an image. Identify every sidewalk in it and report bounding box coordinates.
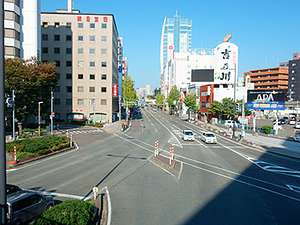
[103,121,121,133]
[193,120,300,160]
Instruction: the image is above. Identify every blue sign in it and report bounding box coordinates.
[7,98,13,104]
[247,89,285,110]
[118,66,122,73]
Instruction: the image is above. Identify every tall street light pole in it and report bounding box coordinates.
[38,101,43,136]
[50,90,53,135]
[0,0,7,223]
[232,63,237,139]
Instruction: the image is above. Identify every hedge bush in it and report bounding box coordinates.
[6,136,70,159]
[86,122,103,128]
[33,200,95,225]
[262,125,272,134]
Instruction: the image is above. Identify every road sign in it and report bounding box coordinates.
[6,98,13,104]
[52,112,55,116]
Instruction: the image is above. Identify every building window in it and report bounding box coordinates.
[78,48,83,54]
[90,36,95,41]
[56,73,60,79]
[66,74,72,79]
[90,61,95,67]
[292,70,295,74]
[78,99,84,105]
[206,103,210,107]
[66,22,71,28]
[42,47,48,54]
[101,36,107,42]
[78,36,83,41]
[42,22,48,28]
[54,99,60,105]
[78,23,83,28]
[54,35,60,41]
[66,61,72,67]
[101,62,107,67]
[66,99,72,105]
[55,22,60,28]
[66,86,72,93]
[90,87,95,92]
[101,74,107,80]
[54,86,60,92]
[54,48,60,54]
[42,34,48,41]
[90,48,95,54]
[66,35,72,41]
[101,49,107,55]
[78,61,84,67]
[90,74,95,79]
[101,87,107,92]
[291,84,295,88]
[66,48,72,54]
[78,86,83,92]
[55,60,60,67]
[292,77,295,81]
[201,102,205,107]
[102,23,107,29]
[101,99,107,105]
[78,74,83,79]
[292,63,296,67]
[90,23,95,28]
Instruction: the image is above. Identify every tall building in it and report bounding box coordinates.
[288,53,300,101]
[160,13,192,90]
[41,0,119,123]
[243,67,288,90]
[4,0,40,59]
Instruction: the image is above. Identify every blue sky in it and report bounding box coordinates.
[41,0,300,90]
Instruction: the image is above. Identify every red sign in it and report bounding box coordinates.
[113,84,118,97]
[103,17,108,22]
[86,16,90,22]
[95,17,99,22]
[51,112,55,116]
[77,16,82,21]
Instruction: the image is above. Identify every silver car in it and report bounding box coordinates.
[7,191,54,225]
[200,132,217,144]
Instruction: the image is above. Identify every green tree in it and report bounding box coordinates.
[183,93,197,111]
[155,93,165,107]
[167,86,179,108]
[5,58,57,125]
[122,76,137,108]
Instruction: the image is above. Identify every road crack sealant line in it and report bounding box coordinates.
[6,140,80,173]
[117,133,297,195]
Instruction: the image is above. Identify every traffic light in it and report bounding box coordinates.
[235,103,240,112]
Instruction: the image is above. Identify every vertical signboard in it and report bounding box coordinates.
[113,84,118,97]
[214,42,238,84]
[167,45,174,61]
[247,89,285,110]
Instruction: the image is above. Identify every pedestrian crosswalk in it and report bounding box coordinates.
[64,129,103,135]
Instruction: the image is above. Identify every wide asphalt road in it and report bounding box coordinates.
[7,107,300,225]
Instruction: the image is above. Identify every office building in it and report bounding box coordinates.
[41,0,119,122]
[288,53,300,101]
[243,67,288,90]
[4,0,40,59]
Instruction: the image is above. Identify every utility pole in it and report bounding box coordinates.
[93,95,96,125]
[12,90,15,141]
[241,96,245,139]
[0,0,7,223]
[50,90,53,135]
[232,63,237,139]
[119,95,121,130]
[38,102,43,136]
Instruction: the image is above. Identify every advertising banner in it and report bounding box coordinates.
[247,89,285,110]
[214,42,238,84]
[113,84,118,97]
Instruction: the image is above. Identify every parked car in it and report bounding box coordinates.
[289,117,296,125]
[295,122,300,129]
[224,120,238,128]
[200,132,217,144]
[6,184,22,196]
[7,191,54,225]
[182,130,195,141]
[273,123,283,130]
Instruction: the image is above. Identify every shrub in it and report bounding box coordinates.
[86,122,103,128]
[262,125,272,134]
[17,152,35,160]
[33,200,95,225]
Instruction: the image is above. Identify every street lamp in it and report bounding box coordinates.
[38,101,43,136]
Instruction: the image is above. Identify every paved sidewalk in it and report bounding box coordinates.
[193,120,300,160]
[103,121,121,133]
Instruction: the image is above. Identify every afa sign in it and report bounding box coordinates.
[247,89,285,110]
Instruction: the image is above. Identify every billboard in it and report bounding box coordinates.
[247,89,285,110]
[214,42,238,84]
[191,69,214,82]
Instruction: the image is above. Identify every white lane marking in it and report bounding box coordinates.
[181,161,300,202]
[149,159,175,177]
[23,189,88,200]
[194,138,208,148]
[178,161,183,180]
[6,140,79,173]
[105,186,112,225]
[286,184,300,193]
[147,110,183,148]
[154,128,157,132]
[119,133,295,195]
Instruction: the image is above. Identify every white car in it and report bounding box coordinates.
[289,118,296,125]
[200,132,217,144]
[182,130,195,141]
[295,122,300,129]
